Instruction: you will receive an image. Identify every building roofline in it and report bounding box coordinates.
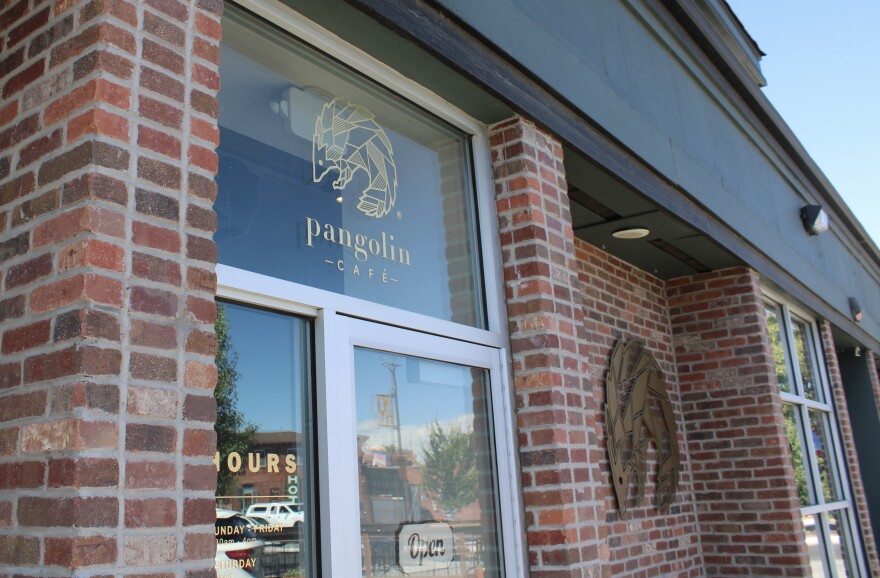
[663,0,880,275]
[720,0,765,58]
[345,0,880,351]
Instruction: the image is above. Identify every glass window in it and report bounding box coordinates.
[783,404,810,506]
[792,317,822,403]
[216,6,485,327]
[808,410,842,503]
[354,348,502,578]
[766,303,793,393]
[767,299,865,577]
[804,514,826,577]
[829,510,858,577]
[214,301,315,578]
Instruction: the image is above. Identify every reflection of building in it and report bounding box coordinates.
[230,431,303,511]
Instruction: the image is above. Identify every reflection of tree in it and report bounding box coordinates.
[215,303,257,496]
[792,324,816,396]
[817,450,832,502]
[810,413,834,503]
[784,405,809,506]
[422,421,478,521]
[766,309,790,392]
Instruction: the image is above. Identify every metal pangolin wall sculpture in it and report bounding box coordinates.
[605,339,680,515]
[312,97,398,219]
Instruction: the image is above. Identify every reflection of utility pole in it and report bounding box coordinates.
[382,360,410,521]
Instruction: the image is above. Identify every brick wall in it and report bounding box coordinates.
[869,351,880,417]
[576,241,704,577]
[488,118,839,578]
[818,322,880,576]
[489,117,609,577]
[0,0,221,575]
[669,268,809,577]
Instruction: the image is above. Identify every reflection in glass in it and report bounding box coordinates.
[828,510,856,577]
[765,304,792,393]
[217,6,485,327]
[771,303,862,575]
[791,318,821,402]
[354,348,501,577]
[215,302,314,578]
[804,514,829,578]
[809,410,841,503]
[783,404,812,506]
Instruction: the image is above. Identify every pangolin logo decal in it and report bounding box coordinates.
[312,97,398,219]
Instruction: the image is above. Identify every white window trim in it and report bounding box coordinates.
[216,2,527,577]
[780,391,833,413]
[218,266,508,348]
[801,502,854,517]
[763,291,868,577]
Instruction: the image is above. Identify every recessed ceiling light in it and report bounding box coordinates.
[612,227,650,240]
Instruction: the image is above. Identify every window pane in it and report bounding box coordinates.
[783,404,812,506]
[354,348,502,577]
[217,7,486,327]
[827,510,857,577]
[804,514,830,578]
[214,302,314,578]
[765,304,793,393]
[791,318,822,402]
[808,410,842,503]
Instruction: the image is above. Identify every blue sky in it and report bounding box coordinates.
[727,1,880,246]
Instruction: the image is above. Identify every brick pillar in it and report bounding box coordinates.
[869,351,880,417]
[669,268,809,577]
[0,0,221,575]
[818,322,880,576]
[489,117,608,577]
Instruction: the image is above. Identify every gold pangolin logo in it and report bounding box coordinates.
[312,97,398,219]
[605,338,680,515]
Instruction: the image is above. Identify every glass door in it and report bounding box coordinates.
[318,315,513,578]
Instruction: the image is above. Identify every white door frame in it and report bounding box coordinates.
[316,313,524,578]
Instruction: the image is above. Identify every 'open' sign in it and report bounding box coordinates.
[397,522,455,574]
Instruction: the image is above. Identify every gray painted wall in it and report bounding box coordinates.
[838,351,880,554]
[434,0,880,342]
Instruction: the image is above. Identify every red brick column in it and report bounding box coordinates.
[869,351,880,417]
[818,322,880,576]
[669,268,809,577]
[0,1,221,575]
[489,117,608,577]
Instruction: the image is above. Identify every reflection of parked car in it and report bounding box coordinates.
[246,514,271,528]
[216,509,265,578]
[245,502,304,531]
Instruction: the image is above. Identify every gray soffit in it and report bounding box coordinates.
[567,151,741,280]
